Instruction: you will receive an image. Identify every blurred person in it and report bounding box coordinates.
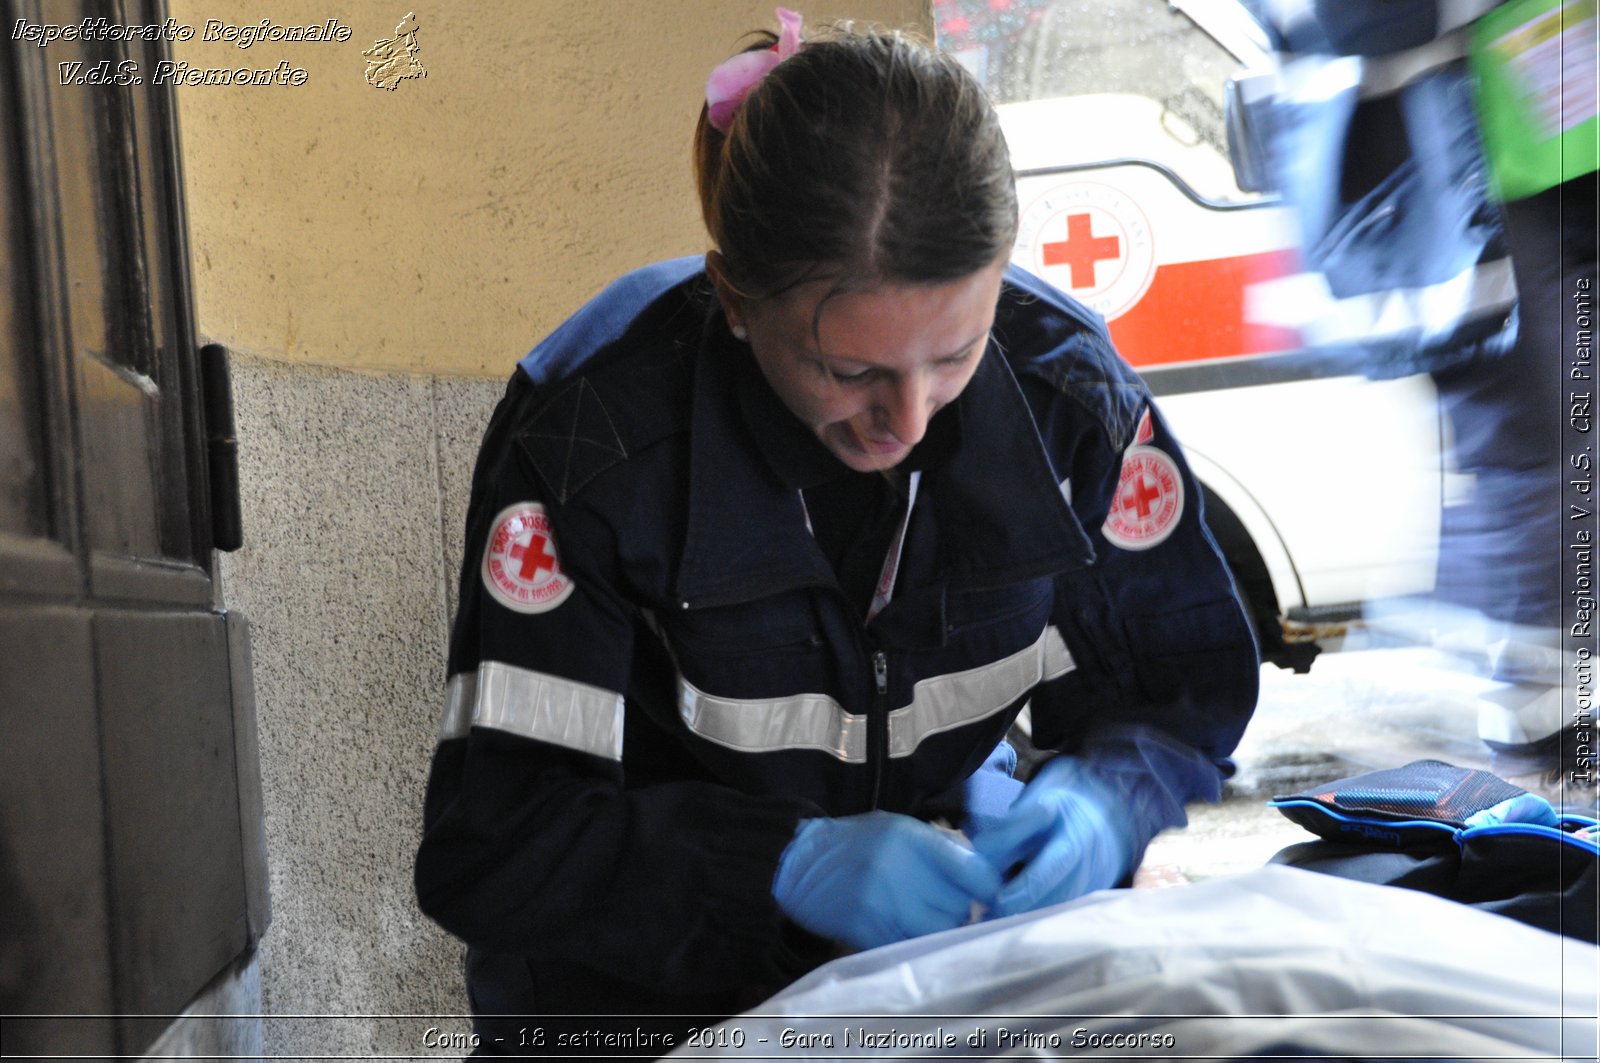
[1463,0,1599,789]
[414,10,1259,1052]
[1247,0,1597,798]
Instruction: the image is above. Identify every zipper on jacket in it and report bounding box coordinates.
[869,650,889,810]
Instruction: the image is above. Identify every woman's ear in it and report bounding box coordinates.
[704,251,747,338]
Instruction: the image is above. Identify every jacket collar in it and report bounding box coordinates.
[677,327,836,609]
[928,340,1097,587]
[737,350,964,492]
[734,344,851,491]
[676,319,1095,609]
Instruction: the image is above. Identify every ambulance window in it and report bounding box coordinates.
[934,0,1256,165]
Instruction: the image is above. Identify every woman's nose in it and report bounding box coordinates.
[876,374,932,445]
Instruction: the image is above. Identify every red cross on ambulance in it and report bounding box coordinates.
[1012,165,1302,372]
[1017,180,1155,321]
[1042,212,1122,289]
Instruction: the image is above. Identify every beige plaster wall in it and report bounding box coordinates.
[172,0,932,377]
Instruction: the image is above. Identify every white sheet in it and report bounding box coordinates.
[675,865,1600,1060]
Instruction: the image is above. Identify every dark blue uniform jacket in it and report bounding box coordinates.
[415,258,1259,1031]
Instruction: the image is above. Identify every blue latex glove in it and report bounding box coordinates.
[773,811,1001,951]
[1464,792,1559,829]
[961,740,1025,840]
[970,756,1132,919]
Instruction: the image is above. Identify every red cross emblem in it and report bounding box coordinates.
[1042,212,1122,289]
[1102,439,1184,551]
[511,534,559,581]
[1017,181,1155,321]
[482,502,575,613]
[1118,470,1165,519]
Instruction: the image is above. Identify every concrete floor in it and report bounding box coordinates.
[1137,635,1549,886]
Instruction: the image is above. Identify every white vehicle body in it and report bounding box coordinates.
[997,92,1444,662]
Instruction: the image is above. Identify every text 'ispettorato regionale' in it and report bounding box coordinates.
[12,17,353,87]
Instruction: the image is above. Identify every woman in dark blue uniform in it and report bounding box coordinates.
[416,10,1259,1054]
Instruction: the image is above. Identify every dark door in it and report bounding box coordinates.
[0,0,267,1056]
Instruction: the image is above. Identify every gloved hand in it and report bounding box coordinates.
[1464,792,1559,829]
[772,810,1001,952]
[970,756,1131,919]
[961,740,1025,840]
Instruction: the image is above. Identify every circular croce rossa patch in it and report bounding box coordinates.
[1102,445,1184,551]
[481,502,576,613]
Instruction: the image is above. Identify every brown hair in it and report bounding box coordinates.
[693,22,1017,304]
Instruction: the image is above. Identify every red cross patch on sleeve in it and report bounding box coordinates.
[1102,408,1184,551]
[482,502,576,613]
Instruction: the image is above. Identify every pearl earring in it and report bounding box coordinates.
[731,325,749,341]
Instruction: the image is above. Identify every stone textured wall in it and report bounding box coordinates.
[214,356,503,1056]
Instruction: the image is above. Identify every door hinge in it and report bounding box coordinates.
[200,343,243,551]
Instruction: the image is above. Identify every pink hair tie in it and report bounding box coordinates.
[705,8,802,134]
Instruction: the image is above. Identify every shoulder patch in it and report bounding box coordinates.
[518,378,628,503]
[1102,409,1184,550]
[482,502,575,613]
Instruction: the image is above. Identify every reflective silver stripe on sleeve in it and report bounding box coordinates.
[677,625,1074,762]
[439,671,477,742]
[1356,32,1467,98]
[1278,34,1467,102]
[436,662,624,761]
[1436,0,1503,35]
[888,625,1075,758]
[1246,258,1517,344]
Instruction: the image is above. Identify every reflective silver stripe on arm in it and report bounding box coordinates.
[1246,258,1516,344]
[439,670,477,742]
[1436,0,1503,35]
[676,625,1074,762]
[437,662,624,761]
[1358,32,1468,97]
[888,625,1075,758]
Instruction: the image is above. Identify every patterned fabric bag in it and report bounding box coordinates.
[1271,759,1598,940]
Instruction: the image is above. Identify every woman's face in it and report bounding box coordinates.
[712,257,1007,473]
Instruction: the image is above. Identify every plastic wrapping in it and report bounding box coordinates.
[673,866,1599,1060]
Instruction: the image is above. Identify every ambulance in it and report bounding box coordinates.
[970,3,1449,671]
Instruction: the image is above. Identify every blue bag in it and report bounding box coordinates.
[1271,759,1598,940]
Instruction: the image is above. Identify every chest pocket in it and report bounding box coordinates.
[662,592,833,703]
[667,594,823,656]
[945,578,1054,638]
